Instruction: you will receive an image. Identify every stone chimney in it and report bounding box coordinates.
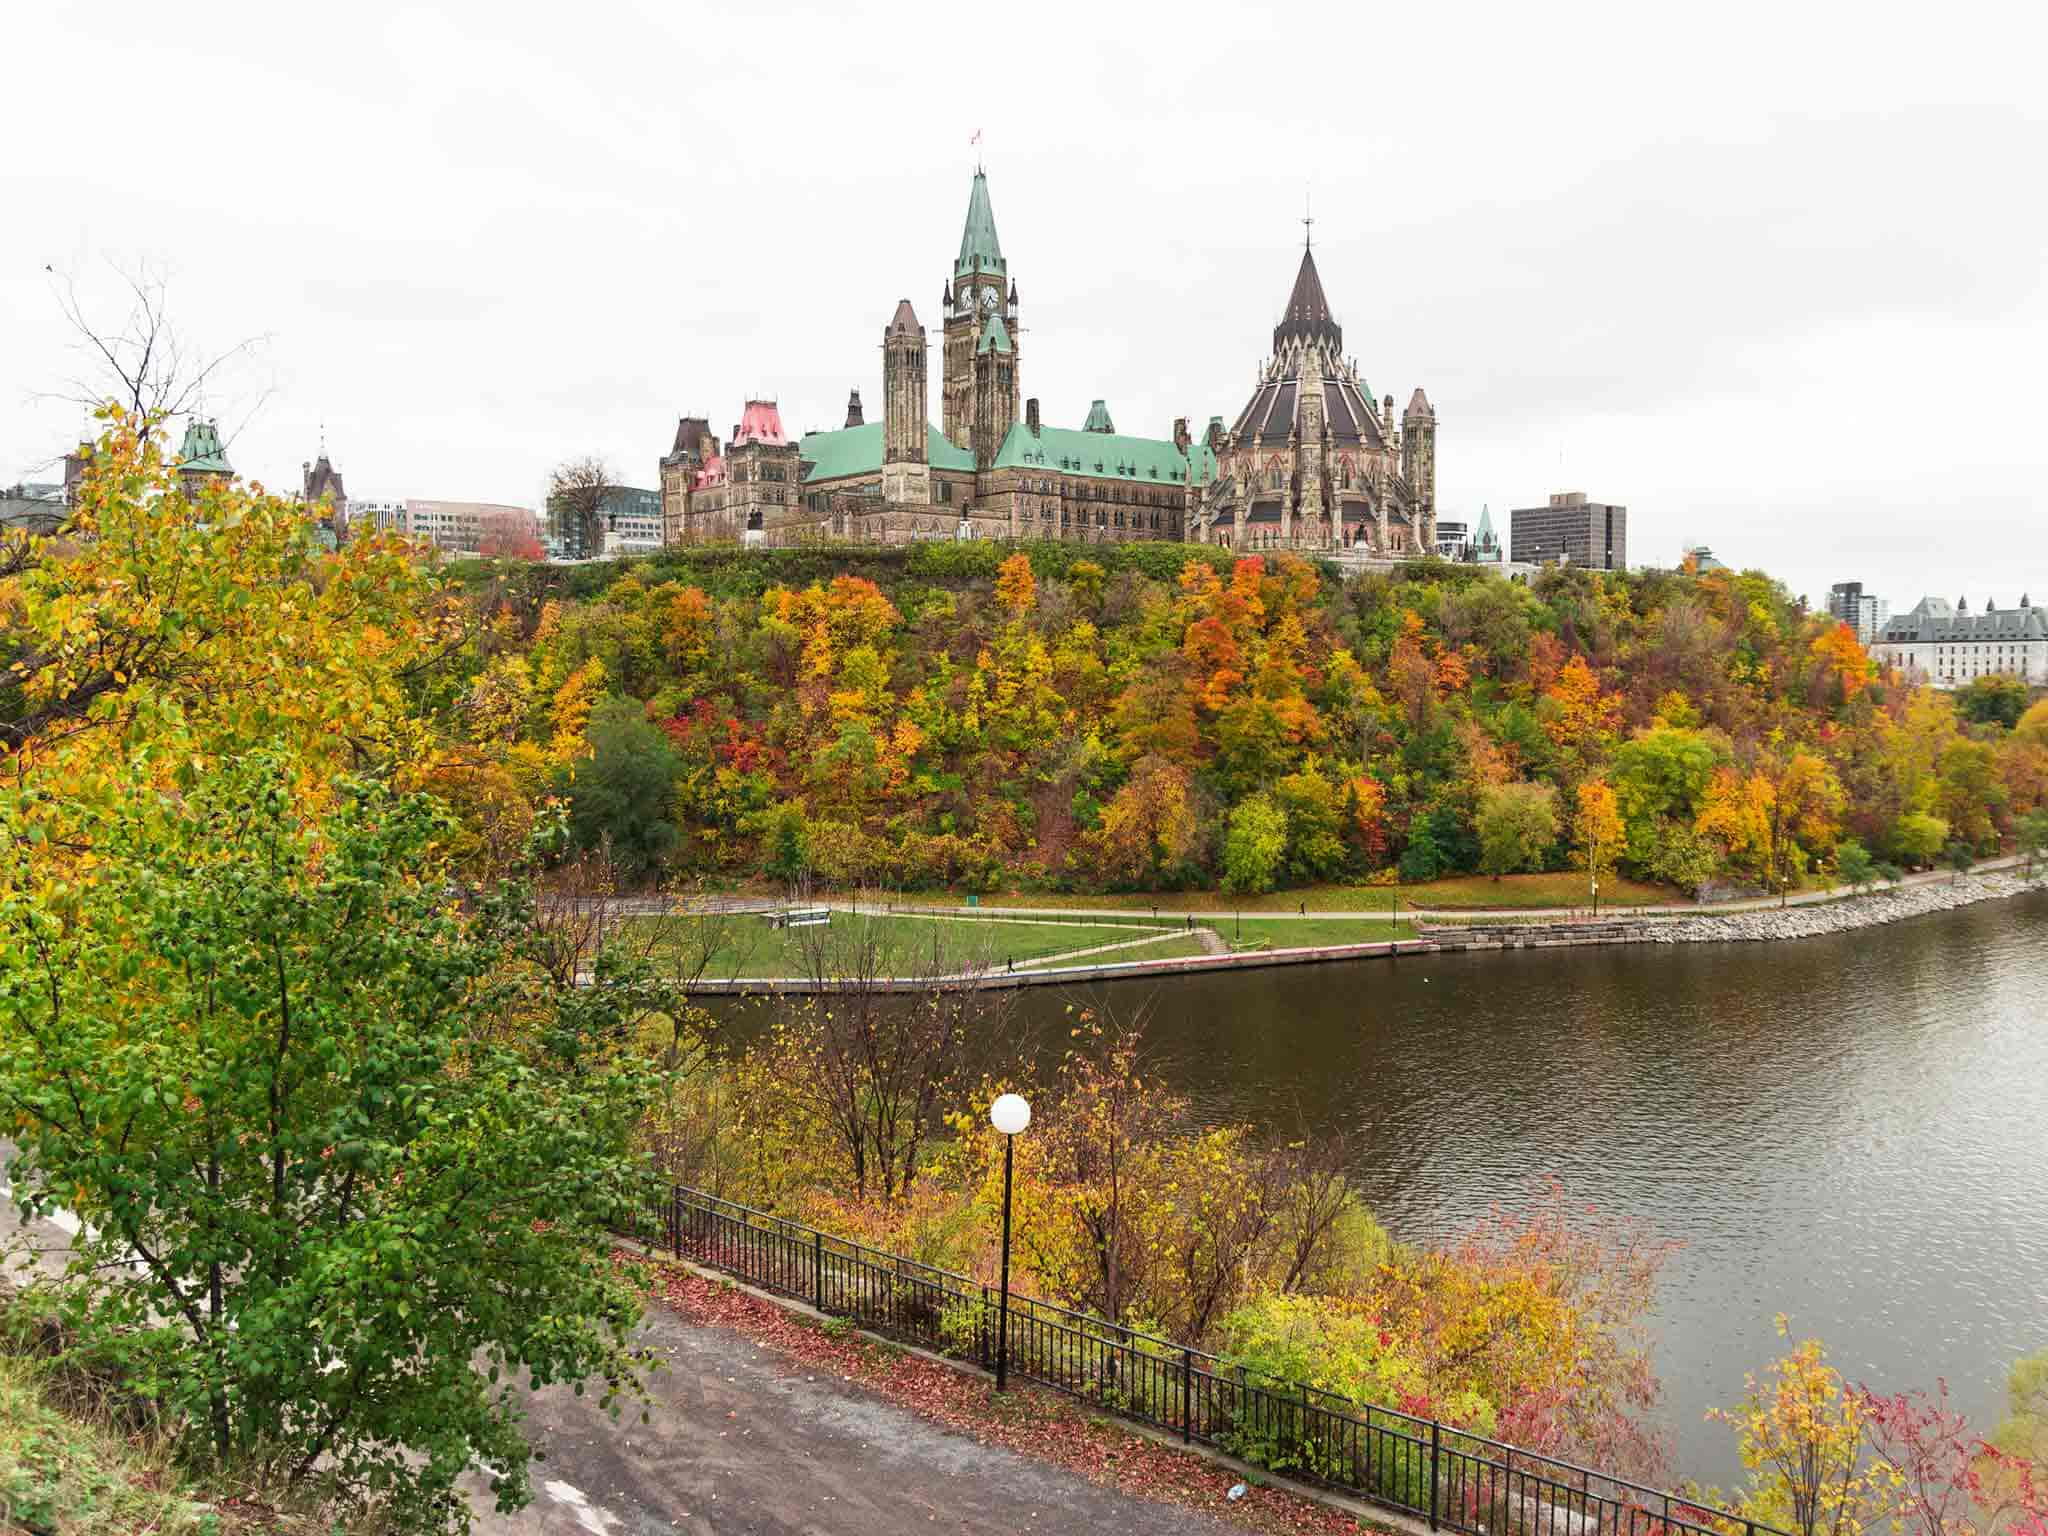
[1025,397,1041,437]
[1172,416,1191,454]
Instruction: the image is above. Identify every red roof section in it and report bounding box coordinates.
[693,452,726,488]
[734,400,788,446]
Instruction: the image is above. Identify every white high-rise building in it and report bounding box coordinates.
[1827,581,1890,643]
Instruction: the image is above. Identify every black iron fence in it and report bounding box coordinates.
[646,1186,1780,1536]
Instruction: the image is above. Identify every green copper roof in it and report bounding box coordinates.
[976,312,1013,355]
[954,170,1006,279]
[993,421,1216,488]
[176,417,232,475]
[798,421,975,484]
[1082,399,1115,433]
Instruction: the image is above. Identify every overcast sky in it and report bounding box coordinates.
[6,0,2043,609]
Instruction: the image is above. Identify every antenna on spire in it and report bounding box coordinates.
[970,127,984,174]
[1302,189,1314,250]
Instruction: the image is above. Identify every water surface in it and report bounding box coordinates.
[1009,891,2048,1483]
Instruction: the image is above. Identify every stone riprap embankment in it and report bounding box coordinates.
[1427,869,2044,952]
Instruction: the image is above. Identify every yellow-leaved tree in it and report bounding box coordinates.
[1704,1320,1890,1536]
[1,411,451,857]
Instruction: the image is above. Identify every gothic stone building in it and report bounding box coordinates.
[1194,243,1435,554]
[660,171,1433,554]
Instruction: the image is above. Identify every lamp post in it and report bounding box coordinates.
[990,1092,1031,1393]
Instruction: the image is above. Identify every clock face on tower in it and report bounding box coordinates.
[980,286,999,313]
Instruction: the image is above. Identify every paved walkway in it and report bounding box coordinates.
[472,1298,1234,1535]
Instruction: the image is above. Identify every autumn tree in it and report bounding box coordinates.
[1571,779,1624,896]
[742,924,1025,1203]
[1710,1322,1886,1536]
[1860,1379,2048,1536]
[2,414,446,809]
[1811,622,1873,702]
[1543,653,1623,756]
[993,550,1038,616]
[1088,755,1198,887]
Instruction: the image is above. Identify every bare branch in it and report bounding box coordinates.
[40,260,269,447]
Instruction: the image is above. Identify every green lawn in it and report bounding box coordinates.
[627,911,1171,979]
[1202,916,1418,948]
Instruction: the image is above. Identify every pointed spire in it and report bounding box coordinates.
[1082,399,1115,433]
[1405,387,1434,419]
[954,169,1006,280]
[845,389,864,428]
[888,298,921,336]
[1273,246,1341,353]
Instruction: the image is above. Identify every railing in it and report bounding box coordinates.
[645,1187,1780,1536]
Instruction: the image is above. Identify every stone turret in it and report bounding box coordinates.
[881,299,931,505]
[1402,388,1437,554]
[845,389,864,428]
[175,418,233,499]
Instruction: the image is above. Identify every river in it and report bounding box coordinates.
[1007,889,2048,1485]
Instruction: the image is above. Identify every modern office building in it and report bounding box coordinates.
[1510,491,1626,570]
[1827,580,1891,644]
[399,499,540,557]
[601,486,664,558]
[345,498,408,536]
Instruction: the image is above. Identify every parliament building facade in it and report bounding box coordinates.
[659,170,1437,556]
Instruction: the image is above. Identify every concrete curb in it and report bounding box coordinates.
[617,1236,1419,1536]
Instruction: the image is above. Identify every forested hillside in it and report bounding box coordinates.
[443,540,2048,895]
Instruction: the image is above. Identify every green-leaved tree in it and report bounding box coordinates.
[1221,793,1288,895]
[0,756,661,1531]
[1476,781,1559,879]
